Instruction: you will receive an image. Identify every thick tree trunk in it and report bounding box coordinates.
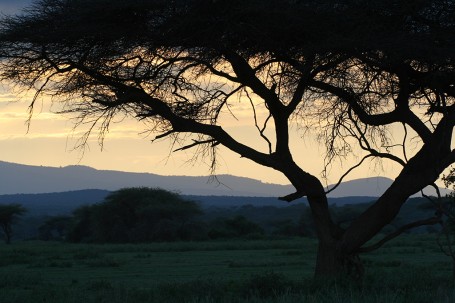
[280,164,357,279]
[304,170,431,280]
[313,126,455,279]
[279,123,455,280]
[314,241,340,278]
[314,240,364,280]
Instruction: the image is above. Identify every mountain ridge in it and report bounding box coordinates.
[0,160,448,197]
[0,189,380,216]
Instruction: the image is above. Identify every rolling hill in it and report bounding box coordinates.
[0,189,379,216]
[0,160,448,197]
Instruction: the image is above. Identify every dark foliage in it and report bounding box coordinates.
[208,215,264,239]
[68,187,202,243]
[38,216,72,241]
[0,203,27,244]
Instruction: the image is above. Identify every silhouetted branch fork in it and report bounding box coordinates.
[421,185,441,205]
[358,215,442,253]
[245,88,273,153]
[368,149,406,167]
[173,139,217,152]
[311,80,433,143]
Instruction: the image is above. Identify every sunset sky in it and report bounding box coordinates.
[0,0,405,187]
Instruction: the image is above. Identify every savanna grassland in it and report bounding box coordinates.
[1,235,454,303]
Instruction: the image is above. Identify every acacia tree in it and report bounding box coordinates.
[0,203,26,244]
[84,187,202,243]
[0,0,454,278]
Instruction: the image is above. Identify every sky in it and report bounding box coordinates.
[0,0,30,14]
[0,0,406,187]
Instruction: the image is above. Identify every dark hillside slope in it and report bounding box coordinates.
[0,161,449,197]
[0,189,378,216]
[0,189,110,215]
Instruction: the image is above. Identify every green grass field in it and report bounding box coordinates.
[1,235,454,302]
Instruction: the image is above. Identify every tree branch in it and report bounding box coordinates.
[310,80,432,142]
[223,50,285,113]
[345,110,407,167]
[152,130,174,142]
[278,191,306,202]
[245,88,273,154]
[285,54,315,114]
[326,154,374,194]
[173,139,218,152]
[358,215,442,253]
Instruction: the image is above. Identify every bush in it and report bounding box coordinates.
[208,215,264,239]
[68,187,204,243]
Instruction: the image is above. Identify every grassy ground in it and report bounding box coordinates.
[0,235,454,302]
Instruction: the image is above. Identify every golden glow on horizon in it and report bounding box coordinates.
[0,82,409,189]
[0,48,412,188]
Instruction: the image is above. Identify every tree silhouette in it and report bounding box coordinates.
[69,187,202,243]
[0,0,454,278]
[0,203,26,244]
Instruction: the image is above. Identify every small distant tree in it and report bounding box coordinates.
[0,203,27,244]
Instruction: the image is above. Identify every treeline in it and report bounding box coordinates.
[2,187,440,243]
[37,188,304,243]
[33,187,315,243]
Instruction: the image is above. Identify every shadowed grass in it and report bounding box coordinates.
[0,235,453,302]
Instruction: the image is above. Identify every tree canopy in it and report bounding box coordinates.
[0,0,454,277]
[68,187,202,243]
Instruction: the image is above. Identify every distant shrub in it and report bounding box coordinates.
[208,215,264,239]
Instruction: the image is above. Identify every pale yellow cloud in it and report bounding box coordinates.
[0,94,19,102]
